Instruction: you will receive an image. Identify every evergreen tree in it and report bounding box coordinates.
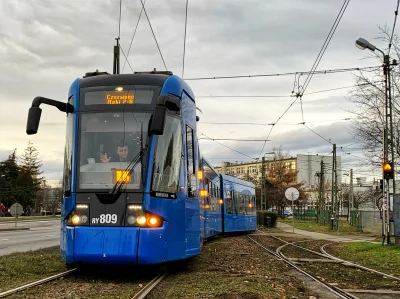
[0,149,19,208]
[21,141,44,212]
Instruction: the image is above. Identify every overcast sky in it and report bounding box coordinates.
[0,0,395,182]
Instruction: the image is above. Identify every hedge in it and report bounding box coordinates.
[256,211,278,227]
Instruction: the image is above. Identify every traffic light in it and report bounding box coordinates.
[379,179,383,190]
[383,162,394,180]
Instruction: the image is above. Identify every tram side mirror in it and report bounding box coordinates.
[149,106,167,135]
[157,95,180,112]
[196,116,200,122]
[26,107,42,135]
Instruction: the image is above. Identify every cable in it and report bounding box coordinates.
[139,0,167,70]
[119,46,134,73]
[302,124,332,144]
[199,138,269,142]
[184,66,379,81]
[182,0,189,78]
[195,80,384,98]
[300,0,350,95]
[198,132,256,160]
[122,0,147,73]
[199,118,351,126]
[388,0,400,55]
[256,1,351,159]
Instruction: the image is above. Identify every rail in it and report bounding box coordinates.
[0,269,77,298]
[131,272,167,299]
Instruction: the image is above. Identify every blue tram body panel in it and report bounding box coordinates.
[33,70,255,267]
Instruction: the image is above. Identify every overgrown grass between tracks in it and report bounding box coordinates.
[0,246,66,292]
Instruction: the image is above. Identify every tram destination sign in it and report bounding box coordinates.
[84,90,135,105]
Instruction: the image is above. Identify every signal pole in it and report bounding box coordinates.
[113,37,120,75]
[331,144,337,229]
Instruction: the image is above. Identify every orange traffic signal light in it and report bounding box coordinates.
[383,162,394,180]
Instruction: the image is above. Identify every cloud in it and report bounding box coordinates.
[0,0,392,181]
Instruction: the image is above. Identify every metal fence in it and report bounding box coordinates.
[292,209,333,226]
[349,210,394,234]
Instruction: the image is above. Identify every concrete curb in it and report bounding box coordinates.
[0,227,30,232]
[0,218,61,223]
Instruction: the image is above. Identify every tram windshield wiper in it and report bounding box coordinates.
[109,148,147,196]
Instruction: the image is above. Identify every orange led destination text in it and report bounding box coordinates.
[106,94,135,105]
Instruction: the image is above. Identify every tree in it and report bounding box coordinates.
[0,149,19,208]
[347,26,400,172]
[265,146,308,215]
[20,141,44,212]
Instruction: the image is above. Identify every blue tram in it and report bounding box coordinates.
[26,70,256,266]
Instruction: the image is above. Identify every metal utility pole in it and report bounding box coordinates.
[331,144,337,230]
[355,38,398,244]
[113,37,120,75]
[350,168,353,209]
[348,168,353,223]
[334,144,339,231]
[321,161,325,212]
[261,157,266,210]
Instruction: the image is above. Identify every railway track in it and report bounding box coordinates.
[0,268,167,299]
[247,235,358,299]
[270,234,400,282]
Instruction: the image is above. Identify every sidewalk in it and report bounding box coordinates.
[276,222,377,242]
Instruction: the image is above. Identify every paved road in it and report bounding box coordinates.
[0,220,61,255]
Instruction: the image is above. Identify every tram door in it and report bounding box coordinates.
[182,91,200,256]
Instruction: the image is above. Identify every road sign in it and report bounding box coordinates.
[10,203,23,217]
[285,187,299,234]
[285,187,299,201]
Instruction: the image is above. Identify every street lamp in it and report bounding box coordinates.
[355,37,397,245]
[355,37,385,56]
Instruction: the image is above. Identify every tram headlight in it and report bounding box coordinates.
[67,204,90,226]
[72,215,81,225]
[127,215,136,225]
[137,216,147,225]
[81,214,88,224]
[126,205,163,227]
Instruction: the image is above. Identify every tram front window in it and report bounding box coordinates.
[78,112,150,190]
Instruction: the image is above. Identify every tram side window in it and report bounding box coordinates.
[225,190,232,214]
[186,125,196,198]
[239,193,244,214]
[63,104,73,196]
[233,192,239,214]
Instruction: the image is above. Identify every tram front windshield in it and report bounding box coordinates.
[78,112,151,190]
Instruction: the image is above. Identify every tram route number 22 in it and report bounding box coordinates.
[92,214,117,224]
